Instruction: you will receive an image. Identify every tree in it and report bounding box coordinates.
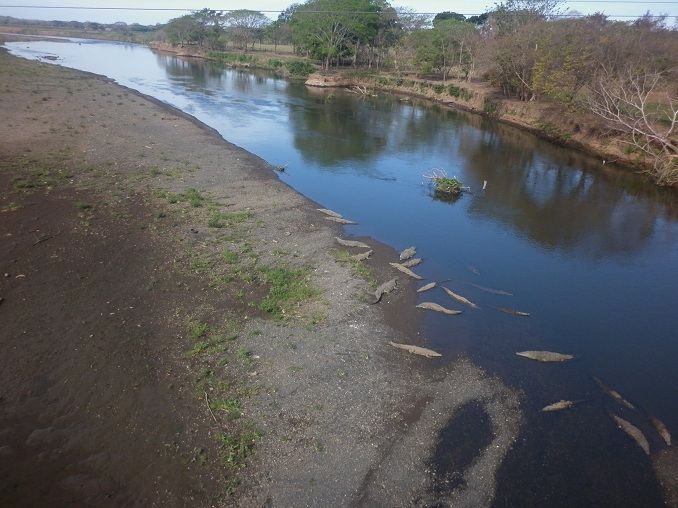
[410,19,479,81]
[223,10,270,51]
[164,14,203,46]
[193,8,224,49]
[395,7,431,32]
[292,0,381,70]
[433,12,466,25]
[530,18,596,103]
[265,20,293,52]
[366,5,401,68]
[588,68,678,184]
[467,13,489,25]
[487,0,562,100]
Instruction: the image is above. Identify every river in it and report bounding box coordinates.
[6,38,678,506]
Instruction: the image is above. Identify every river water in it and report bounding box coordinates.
[6,39,678,506]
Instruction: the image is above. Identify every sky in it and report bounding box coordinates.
[0,0,676,25]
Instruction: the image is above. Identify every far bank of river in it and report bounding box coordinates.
[150,40,662,184]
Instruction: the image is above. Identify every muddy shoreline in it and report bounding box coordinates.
[0,44,528,506]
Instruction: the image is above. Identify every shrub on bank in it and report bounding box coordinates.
[208,51,257,64]
[448,84,473,101]
[284,60,316,77]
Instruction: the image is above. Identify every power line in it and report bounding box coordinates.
[0,5,675,19]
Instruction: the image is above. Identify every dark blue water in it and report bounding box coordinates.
[7,39,678,505]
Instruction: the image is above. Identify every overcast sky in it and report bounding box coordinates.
[0,0,675,25]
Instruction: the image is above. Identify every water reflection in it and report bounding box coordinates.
[457,128,658,257]
[287,89,390,166]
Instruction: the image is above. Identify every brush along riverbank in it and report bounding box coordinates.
[0,44,528,506]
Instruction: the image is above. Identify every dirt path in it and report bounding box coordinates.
[0,46,525,506]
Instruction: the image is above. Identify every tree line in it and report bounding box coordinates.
[0,15,160,33]
[160,0,677,183]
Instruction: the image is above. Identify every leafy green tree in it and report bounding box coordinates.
[366,5,402,68]
[193,8,224,49]
[433,12,466,25]
[163,14,204,46]
[467,13,489,25]
[410,19,479,81]
[291,0,381,70]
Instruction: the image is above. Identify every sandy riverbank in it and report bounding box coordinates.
[0,43,527,506]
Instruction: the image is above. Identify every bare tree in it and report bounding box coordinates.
[588,68,677,184]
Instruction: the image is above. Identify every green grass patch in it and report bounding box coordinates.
[11,168,57,191]
[209,398,242,419]
[208,210,226,228]
[335,250,375,285]
[208,210,253,229]
[189,256,215,275]
[190,321,209,339]
[257,266,317,320]
[223,249,239,264]
[185,188,205,207]
[216,430,260,468]
[236,347,254,369]
[187,341,211,357]
[432,176,463,195]
[285,60,316,77]
[157,188,205,206]
[446,84,473,100]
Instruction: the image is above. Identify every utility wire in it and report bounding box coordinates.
[0,5,675,18]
